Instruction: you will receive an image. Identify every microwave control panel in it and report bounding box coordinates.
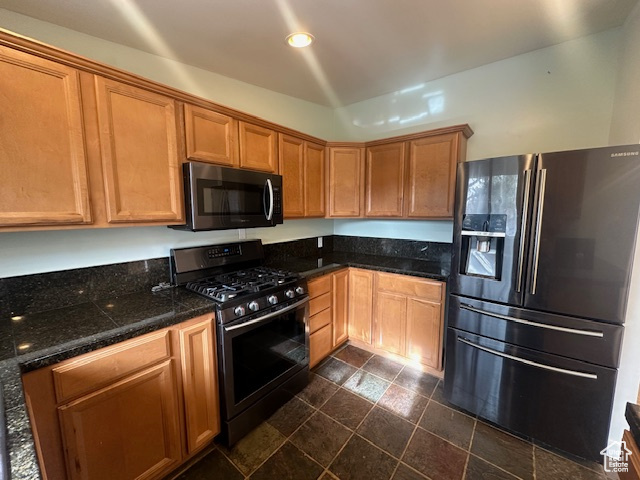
[274,190,282,215]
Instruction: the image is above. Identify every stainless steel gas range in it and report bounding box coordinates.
[170,240,309,445]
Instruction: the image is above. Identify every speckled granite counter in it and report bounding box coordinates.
[265,251,450,281]
[627,402,640,447]
[0,288,214,480]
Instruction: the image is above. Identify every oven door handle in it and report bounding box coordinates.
[223,297,308,332]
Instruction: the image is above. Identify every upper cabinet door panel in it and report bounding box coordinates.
[366,142,405,217]
[279,134,305,218]
[0,46,91,227]
[184,104,238,167]
[239,121,278,173]
[304,142,326,217]
[94,77,184,224]
[328,147,363,217]
[406,133,458,218]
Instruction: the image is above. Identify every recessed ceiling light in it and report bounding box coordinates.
[286,32,314,48]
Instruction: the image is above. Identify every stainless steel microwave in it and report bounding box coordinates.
[171,161,283,231]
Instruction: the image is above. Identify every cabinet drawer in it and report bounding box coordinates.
[308,275,331,298]
[309,308,332,334]
[376,272,443,301]
[310,324,332,368]
[310,292,331,316]
[52,329,172,404]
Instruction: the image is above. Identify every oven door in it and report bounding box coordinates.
[183,161,283,231]
[218,298,309,420]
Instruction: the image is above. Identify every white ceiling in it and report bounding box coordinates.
[0,0,637,106]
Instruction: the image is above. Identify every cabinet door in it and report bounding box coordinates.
[365,142,405,217]
[58,361,181,480]
[348,269,374,344]
[310,324,332,368]
[374,291,407,356]
[406,298,443,369]
[94,77,184,224]
[239,121,278,173]
[184,104,238,167]
[0,46,91,227]
[304,142,326,217]
[179,317,220,454]
[332,269,349,347]
[328,147,364,217]
[405,133,458,218]
[278,134,305,217]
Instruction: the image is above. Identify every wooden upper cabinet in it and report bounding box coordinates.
[184,104,238,167]
[0,46,92,227]
[179,316,220,454]
[332,269,349,347]
[328,146,364,217]
[58,360,182,480]
[405,133,459,218]
[365,142,406,217]
[304,142,326,217]
[94,77,184,224]
[279,134,305,217]
[239,121,278,173]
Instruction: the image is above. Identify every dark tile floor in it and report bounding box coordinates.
[171,344,616,480]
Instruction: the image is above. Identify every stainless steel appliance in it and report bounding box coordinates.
[171,161,283,231]
[170,240,309,445]
[446,145,640,461]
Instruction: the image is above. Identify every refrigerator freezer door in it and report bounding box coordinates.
[450,154,535,305]
[444,329,617,462]
[449,294,624,368]
[525,145,640,324]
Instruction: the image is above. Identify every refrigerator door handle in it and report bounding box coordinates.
[457,336,598,379]
[459,303,604,337]
[530,168,547,295]
[516,169,532,292]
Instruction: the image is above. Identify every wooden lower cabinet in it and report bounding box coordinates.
[23,313,219,480]
[374,291,407,356]
[348,269,374,344]
[308,269,349,367]
[58,361,181,480]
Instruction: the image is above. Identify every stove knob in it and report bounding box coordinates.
[234,306,245,316]
[295,286,305,295]
[285,289,295,299]
[248,301,260,312]
[268,295,278,305]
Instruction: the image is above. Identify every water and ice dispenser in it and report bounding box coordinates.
[459,214,506,280]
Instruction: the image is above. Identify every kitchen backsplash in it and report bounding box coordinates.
[0,235,451,317]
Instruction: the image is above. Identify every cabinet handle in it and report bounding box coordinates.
[457,336,598,380]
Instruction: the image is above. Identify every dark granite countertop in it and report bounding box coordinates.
[0,288,214,480]
[627,402,640,448]
[0,248,450,480]
[265,252,450,281]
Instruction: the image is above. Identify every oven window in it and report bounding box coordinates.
[198,180,264,216]
[232,312,306,404]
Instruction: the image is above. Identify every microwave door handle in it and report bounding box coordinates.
[265,178,274,221]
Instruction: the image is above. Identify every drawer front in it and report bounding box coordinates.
[309,307,332,334]
[53,329,172,404]
[309,292,331,316]
[308,275,331,298]
[310,324,332,368]
[376,272,443,301]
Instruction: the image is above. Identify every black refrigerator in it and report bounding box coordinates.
[445,144,640,462]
